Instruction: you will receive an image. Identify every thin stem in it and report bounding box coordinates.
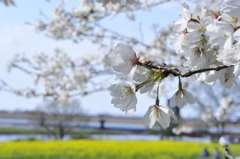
[135,79,152,91]
[12,64,34,75]
[155,82,160,105]
[178,76,182,90]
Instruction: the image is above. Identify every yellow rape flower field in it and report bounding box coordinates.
[0,140,239,159]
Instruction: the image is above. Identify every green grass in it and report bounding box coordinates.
[0,127,127,136]
[0,140,239,159]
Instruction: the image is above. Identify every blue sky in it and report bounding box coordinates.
[0,0,183,116]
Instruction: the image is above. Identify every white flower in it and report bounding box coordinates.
[73,68,89,88]
[201,109,215,123]
[109,82,137,112]
[215,97,233,122]
[206,23,232,48]
[205,67,235,88]
[144,105,173,129]
[175,3,191,32]
[132,65,150,82]
[105,43,138,75]
[175,21,215,69]
[217,36,240,77]
[58,90,69,105]
[169,88,194,107]
[219,136,230,145]
[234,64,240,76]
[132,66,158,93]
[217,36,240,65]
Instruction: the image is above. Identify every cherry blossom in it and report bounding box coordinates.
[169,88,194,108]
[1,49,108,104]
[215,97,233,122]
[109,82,137,112]
[144,105,173,129]
[105,43,138,75]
[205,67,235,87]
[219,136,230,146]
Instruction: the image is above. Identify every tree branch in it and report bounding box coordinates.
[181,65,231,77]
[139,62,231,78]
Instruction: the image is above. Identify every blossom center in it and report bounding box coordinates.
[122,86,134,96]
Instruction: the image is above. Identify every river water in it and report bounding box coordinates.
[0,134,211,142]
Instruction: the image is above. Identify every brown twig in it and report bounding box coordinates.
[138,62,231,78]
[181,65,231,77]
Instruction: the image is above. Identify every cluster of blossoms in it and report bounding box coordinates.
[35,0,174,49]
[174,0,240,87]
[106,44,188,129]
[200,94,234,125]
[35,1,105,41]
[107,0,240,129]
[96,0,140,13]
[3,49,106,104]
